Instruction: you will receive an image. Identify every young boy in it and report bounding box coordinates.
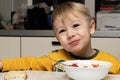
[0,1,120,74]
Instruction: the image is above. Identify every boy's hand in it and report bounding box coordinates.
[0,61,3,71]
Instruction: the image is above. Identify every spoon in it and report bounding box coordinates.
[44,55,69,71]
[44,55,68,66]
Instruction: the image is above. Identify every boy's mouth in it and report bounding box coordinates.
[69,39,80,46]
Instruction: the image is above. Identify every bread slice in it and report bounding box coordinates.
[4,71,27,80]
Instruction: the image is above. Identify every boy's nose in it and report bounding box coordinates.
[67,29,75,39]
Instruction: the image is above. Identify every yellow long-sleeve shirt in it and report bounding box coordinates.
[1,49,120,74]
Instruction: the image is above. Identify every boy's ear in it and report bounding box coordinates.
[89,19,95,35]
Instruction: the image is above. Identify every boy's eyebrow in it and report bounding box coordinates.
[54,26,64,31]
[53,21,64,29]
[54,19,81,30]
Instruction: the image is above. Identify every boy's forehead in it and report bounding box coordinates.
[53,12,84,26]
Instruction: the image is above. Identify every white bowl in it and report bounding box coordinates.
[62,60,112,80]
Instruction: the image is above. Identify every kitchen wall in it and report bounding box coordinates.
[0,0,28,21]
[0,0,12,20]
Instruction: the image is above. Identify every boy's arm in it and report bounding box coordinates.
[0,56,47,72]
[0,55,53,72]
[1,57,32,72]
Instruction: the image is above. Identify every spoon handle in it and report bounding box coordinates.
[44,55,67,66]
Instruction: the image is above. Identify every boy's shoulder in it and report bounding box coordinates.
[97,50,119,61]
[51,48,66,53]
[99,50,115,56]
[48,49,70,57]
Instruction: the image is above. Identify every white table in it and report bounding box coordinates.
[0,71,120,80]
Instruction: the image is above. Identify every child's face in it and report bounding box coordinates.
[53,13,95,55]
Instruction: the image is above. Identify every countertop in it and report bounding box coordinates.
[0,30,120,38]
[0,71,120,80]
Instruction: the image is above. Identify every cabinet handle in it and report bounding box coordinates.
[52,41,61,46]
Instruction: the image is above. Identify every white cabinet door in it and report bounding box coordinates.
[91,38,120,60]
[21,37,62,57]
[0,37,20,59]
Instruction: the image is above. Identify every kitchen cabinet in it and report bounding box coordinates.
[91,38,120,60]
[0,37,20,59]
[0,37,120,60]
[21,37,120,60]
[21,37,62,57]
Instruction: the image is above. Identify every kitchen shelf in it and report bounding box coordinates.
[0,30,120,38]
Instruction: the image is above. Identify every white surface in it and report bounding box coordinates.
[103,74,120,80]
[0,71,120,80]
[0,71,68,80]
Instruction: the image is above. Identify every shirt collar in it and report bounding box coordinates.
[68,49,99,60]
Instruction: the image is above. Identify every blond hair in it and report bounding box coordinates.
[52,1,92,29]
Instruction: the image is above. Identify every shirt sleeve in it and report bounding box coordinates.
[1,56,52,72]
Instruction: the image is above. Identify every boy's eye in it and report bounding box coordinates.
[59,29,66,34]
[73,24,80,28]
